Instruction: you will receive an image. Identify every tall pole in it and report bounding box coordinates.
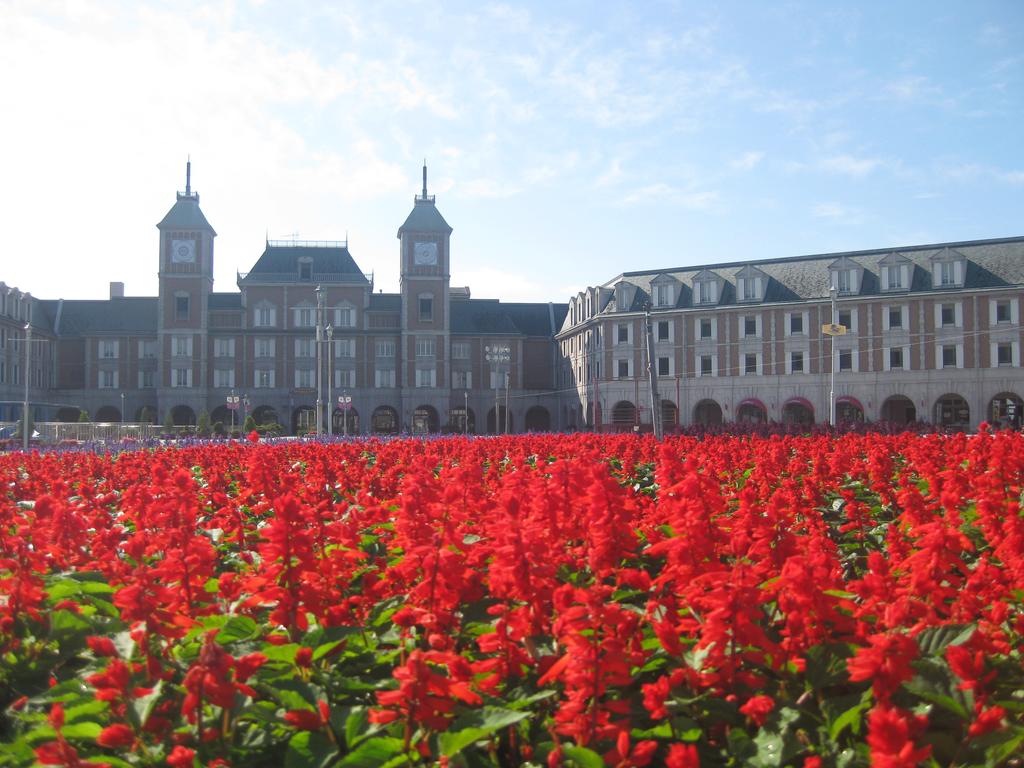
[315,285,324,435]
[22,323,31,452]
[644,303,663,439]
[829,285,838,428]
[505,369,510,434]
[326,324,333,436]
[464,390,469,435]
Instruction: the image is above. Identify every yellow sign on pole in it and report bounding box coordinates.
[822,323,847,336]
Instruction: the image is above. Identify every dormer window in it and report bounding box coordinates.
[829,256,863,296]
[930,248,967,289]
[736,265,767,303]
[836,269,851,294]
[654,283,673,307]
[879,252,911,292]
[298,258,313,281]
[693,270,719,305]
[614,281,638,312]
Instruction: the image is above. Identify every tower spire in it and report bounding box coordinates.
[422,159,428,198]
[185,155,192,197]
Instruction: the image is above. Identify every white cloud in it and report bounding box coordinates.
[460,178,520,199]
[731,151,764,171]
[622,184,718,208]
[819,155,881,177]
[813,202,857,220]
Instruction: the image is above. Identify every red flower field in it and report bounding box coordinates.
[0,432,1022,766]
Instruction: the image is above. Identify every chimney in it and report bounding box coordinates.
[109,282,124,299]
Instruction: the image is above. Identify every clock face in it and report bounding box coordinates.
[171,239,196,263]
[413,241,438,266]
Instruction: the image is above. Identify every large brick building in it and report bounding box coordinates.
[1,164,567,434]
[557,237,1024,431]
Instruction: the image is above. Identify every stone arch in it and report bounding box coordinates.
[836,395,864,423]
[210,405,232,429]
[933,393,970,430]
[660,400,678,432]
[371,405,399,434]
[332,407,359,435]
[611,400,637,430]
[486,406,512,434]
[782,397,814,425]
[95,405,121,423]
[251,405,279,426]
[693,399,723,425]
[413,405,440,434]
[524,406,550,432]
[56,407,80,423]
[736,398,767,424]
[292,406,316,434]
[170,405,196,426]
[880,395,915,425]
[989,392,1024,430]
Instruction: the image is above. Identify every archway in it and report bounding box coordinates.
[95,406,121,423]
[585,402,602,429]
[934,394,970,431]
[292,406,316,435]
[413,405,440,434]
[171,405,196,426]
[332,407,359,435]
[611,400,637,431]
[782,398,814,425]
[660,400,678,432]
[693,399,723,426]
[836,396,864,424]
[736,398,766,424]
[371,406,399,434]
[989,392,1024,430]
[210,405,232,431]
[447,406,475,434]
[135,406,157,424]
[881,395,915,425]
[486,406,512,434]
[251,406,279,426]
[56,407,80,423]
[524,406,550,432]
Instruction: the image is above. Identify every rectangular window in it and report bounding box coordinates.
[335,306,354,327]
[99,340,119,359]
[99,370,117,388]
[790,314,804,335]
[175,295,190,320]
[294,308,313,327]
[255,369,274,388]
[255,338,275,358]
[742,277,758,301]
[744,353,758,375]
[617,359,630,379]
[699,355,713,376]
[334,339,354,358]
[172,335,193,357]
[698,281,714,304]
[889,348,904,369]
[172,367,192,388]
[996,300,1011,323]
[790,351,804,373]
[941,304,955,326]
[299,261,312,280]
[838,309,852,329]
[657,321,670,342]
[255,307,274,327]
[334,369,354,388]
[295,339,314,358]
[416,368,436,387]
[376,340,396,358]
[415,338,436,357]
[295,369,314,389]
[886,265,902,290]
[452,370,472,388]
[888,307,903,329]
[138,370,155,389]
[997,343,1013,366]
[655,284,672,307]
[375,369,396,388]
[214,368,235,388]
[419,296,433,321]
[940,261,955,286]
[699,318,712,339]
[743,316,757,337]
[452,342,470,359]
[839,350,853,371]
[617,323,629,344]
[214,338,235,357]
[657,356,670,376]
[942,345,957,368]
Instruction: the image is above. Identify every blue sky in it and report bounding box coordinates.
[2,1,1021,302]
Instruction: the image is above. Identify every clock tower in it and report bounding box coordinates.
[398,163,452,422]
[156,160,216,423]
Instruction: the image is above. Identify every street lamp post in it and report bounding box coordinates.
[642,300,663,440]
[829,285,838,428]
[484,345,510,434]
[22,323,31,452]
[325,325,333,436]
[464,390,469,435]
[315,285,326,435]
[242,394,250,428]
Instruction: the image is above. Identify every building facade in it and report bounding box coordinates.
[557,238,1024,432]
[3,164,567,434]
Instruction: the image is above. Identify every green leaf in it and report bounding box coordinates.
[285,731,337,768]
[50,609,92,640]
[343,706,370,749]
[61,721,103,740]
[915,624,975,656]
[215,615,261,644]
[438,707,529,756]
[828,701,865,741]
[336,736,406,767]
[64,700,109,722]
[560,745,605,768]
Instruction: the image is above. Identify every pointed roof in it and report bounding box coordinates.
[241,243,368,284]
[397,161,452,236]
[157,162,216,233]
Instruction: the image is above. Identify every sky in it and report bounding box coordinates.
[2,0,1022,304]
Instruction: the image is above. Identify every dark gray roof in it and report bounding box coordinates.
[368,293,402,311]
[242,244,368,284]
[40,297,157,336]
[452,300,565,337]
[157,194,216,233]
[397,199,452,236]
[608,236,1024,308]
[209,293,242,310]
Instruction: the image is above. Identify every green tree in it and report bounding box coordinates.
[15,410,33,439]
[78,409,90,422]
[242,414,256,433]
[139,406,155,424]
[163,409,175,433]
[196,410,211,437]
